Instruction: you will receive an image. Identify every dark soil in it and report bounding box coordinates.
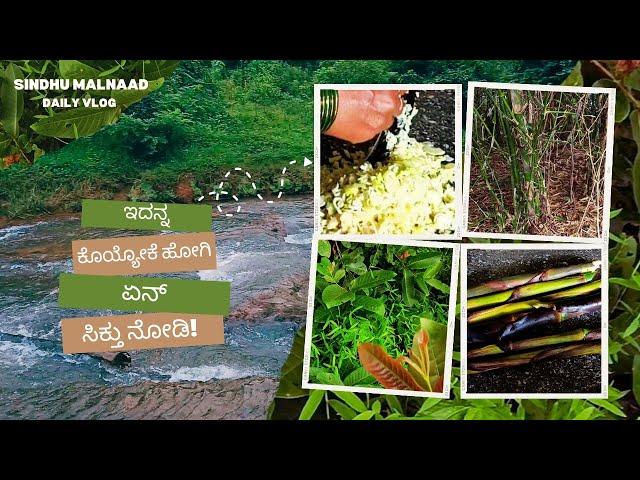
[466,248,603,395]
[410,89,455,157]
[468,146,602,237]
[320,89,455,166]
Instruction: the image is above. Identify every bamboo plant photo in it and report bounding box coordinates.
[463,247,604,395]
[467,84,612,239]
[303,239,455,397]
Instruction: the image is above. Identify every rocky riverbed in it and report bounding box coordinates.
[0,195,313,420]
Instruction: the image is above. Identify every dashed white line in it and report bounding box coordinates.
[197,158,306,207]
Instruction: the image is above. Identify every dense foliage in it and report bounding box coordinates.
[0,60,178,164]
[310,240,451,388]
[0,60,572,218]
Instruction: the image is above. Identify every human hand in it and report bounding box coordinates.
[324,90,406,144]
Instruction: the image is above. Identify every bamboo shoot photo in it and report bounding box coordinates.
[462,245,605,397]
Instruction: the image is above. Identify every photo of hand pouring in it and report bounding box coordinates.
[464,248,603,395]
[319,86,458,236]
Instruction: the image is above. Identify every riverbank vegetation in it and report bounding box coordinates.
[0,60,572,219]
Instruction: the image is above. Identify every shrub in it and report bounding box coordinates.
[103,111,193,166]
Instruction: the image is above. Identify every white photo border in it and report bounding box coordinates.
[460,242,608,399]
[462,81,616,244]
[314,83,464,241]
[302,234,460,399]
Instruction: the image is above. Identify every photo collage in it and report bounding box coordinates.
[303,82,615,399]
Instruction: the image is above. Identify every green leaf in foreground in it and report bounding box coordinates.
[31,107,120,138]
[633,354,640,406]
[58,60,101,80]
[299,390,324,420]
[561,61,583,86]
[401,269,417,306]
[328,399,356,419]
[142,60,180,81]
[630,110,640,212]
[593,79,629,123]
[624,69,640,91]
[589,399,626,418]
[0,63,24,138]
[322,284,354,309]
[343,366,375,386]
[352,295,385,316]
[317,240,331,258]
[349,270,396,291]
[333,390,368,413]
[407,252,441,270]
[426,277,450,294]
[275,328,307,399]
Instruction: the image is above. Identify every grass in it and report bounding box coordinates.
[0,99,312,219]
[470,88,608,237]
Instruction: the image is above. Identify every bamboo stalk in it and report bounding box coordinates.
[499,296,601,342]
[468,342,601,373]
[468,328,600,358]
[468,299,553,325]
[467,261,601,298]
[468,296,601,345]
[467,271,597,310]
[540,279,601,301]
[467,318,518,346]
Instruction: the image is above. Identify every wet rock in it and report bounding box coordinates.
[0,376,277,420]
[229,273,308,323]
[14,243,72,261]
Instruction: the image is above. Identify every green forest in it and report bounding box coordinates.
[0,60,573,219]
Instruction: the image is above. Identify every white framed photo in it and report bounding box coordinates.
[460,242,608,399]
[302,234,459,398]
[314,84,463,240]
[462,82,616,244]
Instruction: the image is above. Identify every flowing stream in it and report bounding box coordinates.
[0,195,313,416]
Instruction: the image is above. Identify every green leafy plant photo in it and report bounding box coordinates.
[309,240,453,392]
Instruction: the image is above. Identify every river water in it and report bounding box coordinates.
[0,195,313,416]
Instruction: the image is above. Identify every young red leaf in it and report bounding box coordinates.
[358,343,424,391]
